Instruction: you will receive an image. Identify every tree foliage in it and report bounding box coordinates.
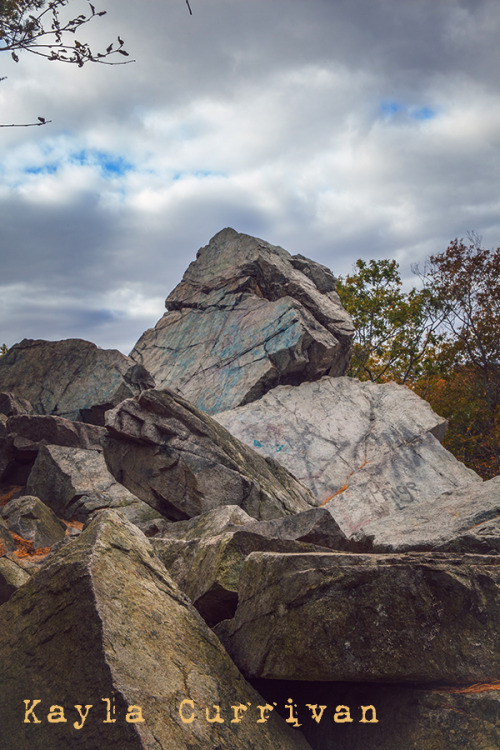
[336,258,443,384]
[338,236,499,479]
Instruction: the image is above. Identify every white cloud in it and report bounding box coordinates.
[1,0,499,352]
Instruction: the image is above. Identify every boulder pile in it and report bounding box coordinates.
[0,229,498,749]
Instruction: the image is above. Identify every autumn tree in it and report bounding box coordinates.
[338,236,499,479]
[336,258,444,384]
[414,235,499,477]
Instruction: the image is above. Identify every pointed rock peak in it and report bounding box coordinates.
[131,230,354,413]
[166,228,338,311]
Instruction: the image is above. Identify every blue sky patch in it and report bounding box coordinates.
[25,163,59,176]
[379,100,437,122]
[70,149,134,177]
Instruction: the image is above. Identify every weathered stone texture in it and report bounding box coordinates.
[104,389,315,521]
[215,376,481,537]
[0,510,312,749]
[1,495,67,548]
[130,228,354,414]
[7,413,107,460]
[26,444,157,525]
[353,475,500,552]
[0,556,31,604]
[0,338,154,424]
[215,551,500,683]
[152,528,328,626]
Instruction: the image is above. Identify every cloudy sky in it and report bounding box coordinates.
[1,0,499,354]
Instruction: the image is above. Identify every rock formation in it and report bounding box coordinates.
[130,228,354,413]
[0,339,154,424]
[215,376,483,544]
[0,229,498,749]
[0,511,311,749]
[214,549,500,682]
[103,388,316,521]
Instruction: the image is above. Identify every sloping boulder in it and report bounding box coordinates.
[104,389,316,521]
[159,504,353,551]
[214,550,500,683]
[0,338,154,424]
[1,495,66,548]
[239,507,356,551]
[353,475,500,552]
[130,228,354,414]
[26,444,158,525]
[0,510,312,750]
[215,376,481,536]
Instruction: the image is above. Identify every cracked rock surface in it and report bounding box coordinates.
[214,550,500,683]
[104,388,316,521]
[0,510,312,749]
[26,444,158,525]
[130,228,354,414]
[215,376,481,538]
[0,338,154,424]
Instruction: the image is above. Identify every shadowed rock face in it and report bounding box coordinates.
[0,510,312,750]
[251,679,500,750]
[130,228,354,414]
[0,339,154,425]
[104,388,316,522]
[214,550,500,684]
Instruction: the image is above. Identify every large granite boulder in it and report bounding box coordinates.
[214,550,500,683]
[0,510,312,749]
[104,388,316,521]
[0,339,154,425]
[215,376,481,537]
[6,414,106,461]
[130,228,354,414]
[26,444,158,525]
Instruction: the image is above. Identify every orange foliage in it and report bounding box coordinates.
[10,531,50,560]
[63,519,84,530]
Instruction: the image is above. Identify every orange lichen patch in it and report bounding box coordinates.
[0,485,24,507]
[0,541,4,557]
[318,458,369,507]
[433,683,500,695]
[10,531,50,560]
